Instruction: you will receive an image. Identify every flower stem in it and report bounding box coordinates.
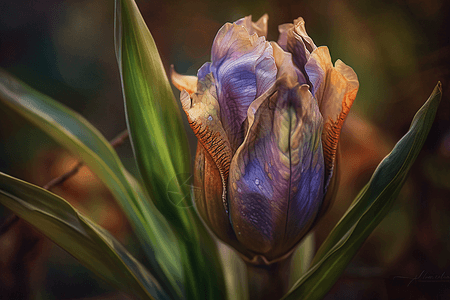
[245,255,293,300]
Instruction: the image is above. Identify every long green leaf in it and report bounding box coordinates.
[115,0,191,230]
[0,172,169,300]
[114,1,226,299]
[0,69,182,299]
[283,82,442,300]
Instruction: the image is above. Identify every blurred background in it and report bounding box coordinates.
[0,0,449,299]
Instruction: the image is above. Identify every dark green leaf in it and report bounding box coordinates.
[115,0,191,230]
[114,1,227,299]
[0,68,182,298]
[0,172,169,300]
[283,82,442,300]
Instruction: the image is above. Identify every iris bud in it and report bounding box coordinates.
[171,14,358,263]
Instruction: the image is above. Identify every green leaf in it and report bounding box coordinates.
[114,1,226,299]
[283,82,442,300]
[115,0,190,230]
[0,172,169,300]
[289,233,315,287]
[0,69,182,299]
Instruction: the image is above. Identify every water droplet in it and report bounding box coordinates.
[255,178,260,185]
[237,187,242,193]
[238,231,241,235]
[207,115,213,121]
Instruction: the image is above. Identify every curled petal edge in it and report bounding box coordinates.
[308,47,359,188]
[170,65,198,95]
[179,74,233,213]
[235,14,269,38]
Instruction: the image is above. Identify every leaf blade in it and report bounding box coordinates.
[0,172,169,300]
[0,68,182,298]
[115,0,190,228]
[283,82,442,300]
[114,1,227,299]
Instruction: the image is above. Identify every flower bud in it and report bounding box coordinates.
[171,14,358,263]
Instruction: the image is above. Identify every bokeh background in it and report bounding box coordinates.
[1,0,449,299]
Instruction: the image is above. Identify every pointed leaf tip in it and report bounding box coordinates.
[0,172,170,300]
[114,0,227,299]
[283,83,442,300]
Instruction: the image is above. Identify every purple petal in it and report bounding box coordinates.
[292,17,316,52]
[277,23,291,51]
[208,22,277,152]
[197,62,211,82]
[307,46,359,190]
[235,14,269,38]
[228,74,325,260]
[277,17,319,93]
[304,55,325,98]
[271,41,308,85]
[278,17,316,54]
